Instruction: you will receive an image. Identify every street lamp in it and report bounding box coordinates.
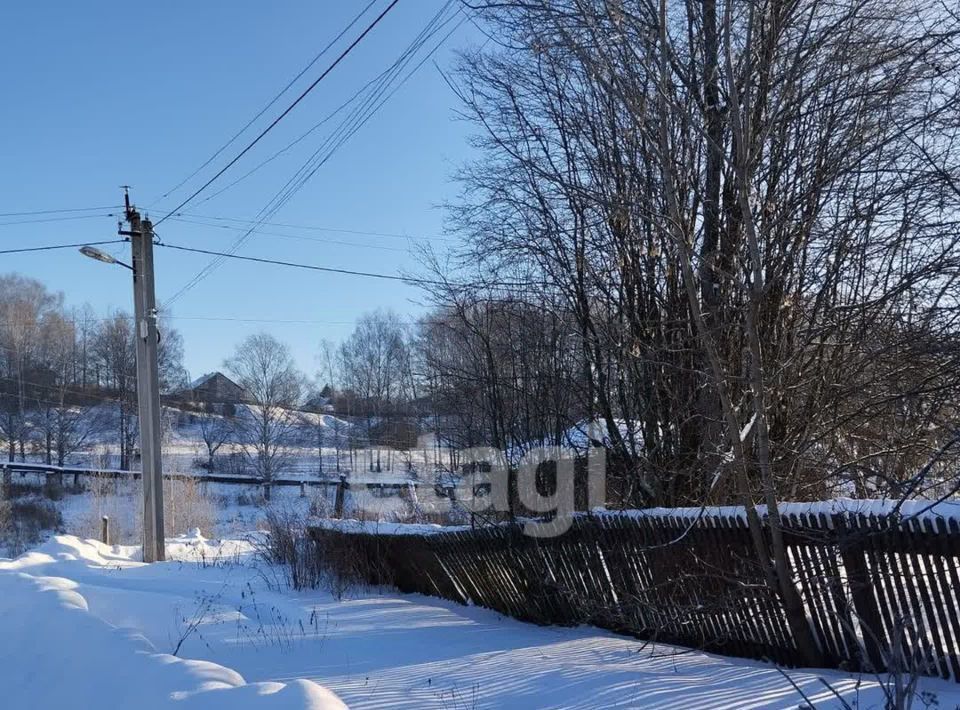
[79,245,133,271]
[77,190,166,563]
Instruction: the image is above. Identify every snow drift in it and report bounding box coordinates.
[0,536,345,710]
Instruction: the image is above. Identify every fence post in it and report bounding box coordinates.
[833,512,884,671]
[101,516,110,546]
[300,481,306,498]
[334,475,346,519]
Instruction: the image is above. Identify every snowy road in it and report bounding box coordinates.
[3,534,959,709]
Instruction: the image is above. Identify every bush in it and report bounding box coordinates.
[255,503,397,598]
[308,492,331,519]
[257,506,322,591]
[0,478,71,502]
[310,528,395,599]
[2,497,63,556]
[14,498,62,530]
[42,479,65,501]
[2,482,39,499]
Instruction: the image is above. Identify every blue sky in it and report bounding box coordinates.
[0,1,479,381]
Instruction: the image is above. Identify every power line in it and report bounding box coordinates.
[155,240,549,291]
[154,0,403,227]
[156,241,432,284]
[0,205,122,218]
[153,0,382,206]
[172,316,358,325]
[168,216,410,252]
[0,314,423,327]
[171,213,452,241]
[0,315,356,326]
[0,240,125,256]
[184,6,464,212]
[184,62,418,208]
[162,1,462,306]
[0,213,120,227]
[258,3,462,219]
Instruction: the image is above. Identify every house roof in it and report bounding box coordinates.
[177,371,250,403]
[188,372,218,389]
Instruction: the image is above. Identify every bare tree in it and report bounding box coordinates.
[0,274,186,473]
[33,312,102,468]
[447,0,960,502]
[92,313,138,470]
[317,340,344,473]
[197,406,233,471]
[436,0,960,667]
[157,323,189,394]
[339,310,413,472]
[225,333,303,498]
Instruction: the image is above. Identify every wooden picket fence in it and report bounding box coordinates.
[308,507,960,680]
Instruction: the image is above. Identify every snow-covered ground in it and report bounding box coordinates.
[3,533,960,709]
[0,534,345,709]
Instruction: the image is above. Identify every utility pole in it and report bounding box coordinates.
[122,189,166,562]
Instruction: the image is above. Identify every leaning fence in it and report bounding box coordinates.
[308,503,960,680]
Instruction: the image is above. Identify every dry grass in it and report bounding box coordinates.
[75,467,216,545]
[163,475,215,538]
[76,476,139,544]
[307,491,332,519]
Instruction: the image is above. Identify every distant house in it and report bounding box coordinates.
[178,372,251,405]
[303,392,335,413]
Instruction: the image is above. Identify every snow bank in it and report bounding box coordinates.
[0,536,345,710]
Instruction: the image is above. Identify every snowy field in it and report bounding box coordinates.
[3,532,960,709]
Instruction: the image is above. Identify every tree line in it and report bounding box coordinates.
[0,273,187,468]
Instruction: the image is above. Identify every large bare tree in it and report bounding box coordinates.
[226,333,303,497]
[432,0,960,666]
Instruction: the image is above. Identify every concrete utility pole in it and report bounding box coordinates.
[123,191,166,562]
